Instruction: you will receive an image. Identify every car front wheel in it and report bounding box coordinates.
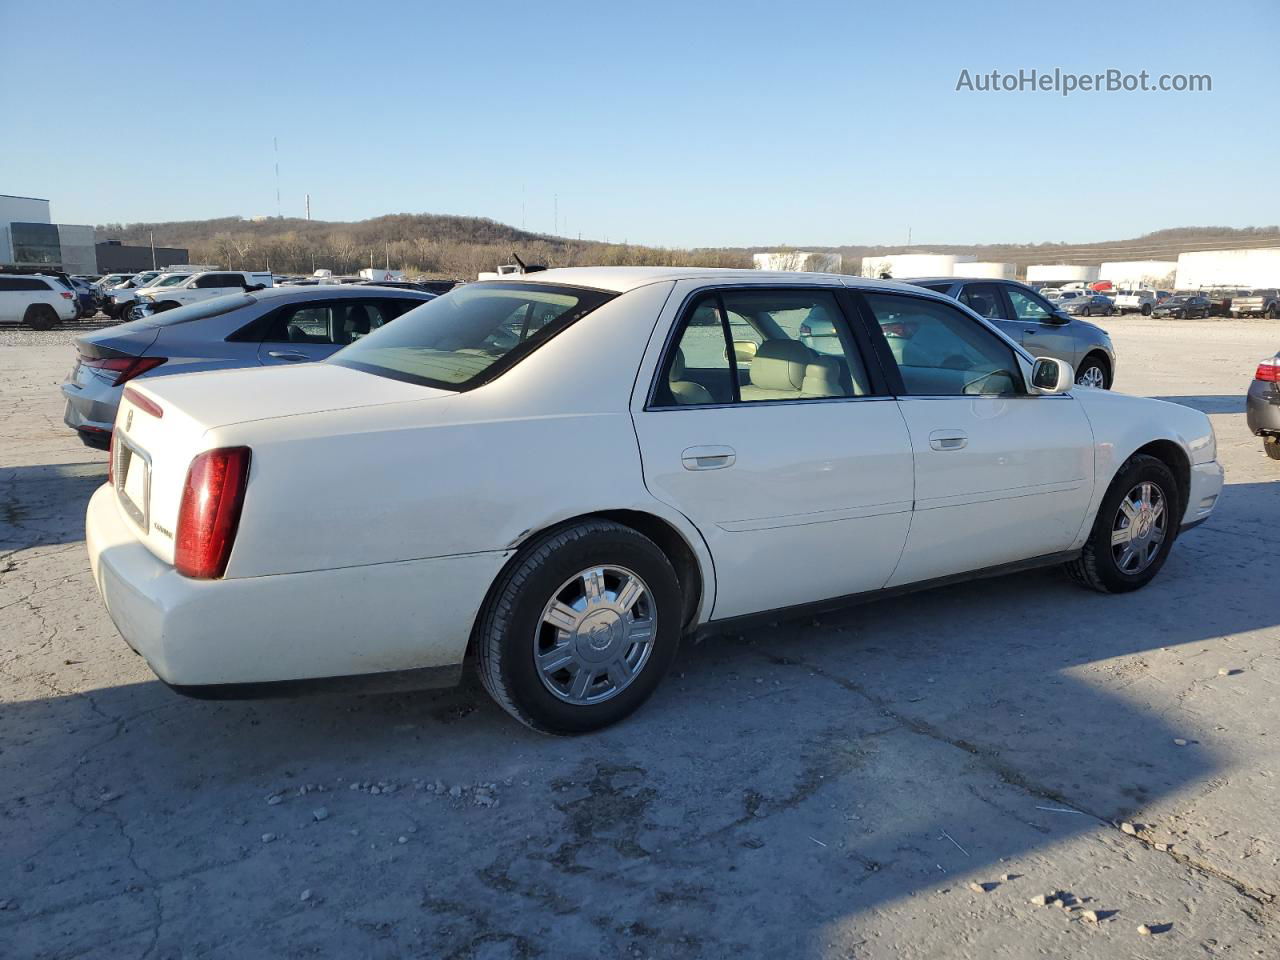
[1075,356,1110,389]
[475,520,683,734]
[1065,454,1179,593]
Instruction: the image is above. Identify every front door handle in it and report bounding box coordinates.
[928,430,968,451]
[681,445,736,470]
[267,350,312,362]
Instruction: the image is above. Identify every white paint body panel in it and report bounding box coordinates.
[84,267,1224,691]
[888,395,1094,586]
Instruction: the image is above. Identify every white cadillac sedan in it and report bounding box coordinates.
[87,268,1223,733]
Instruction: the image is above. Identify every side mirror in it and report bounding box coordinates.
[732,340,758,364]
[1030,357,1073,394]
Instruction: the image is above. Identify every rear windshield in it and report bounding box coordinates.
[331,282,616,390]
[143,293,256,326]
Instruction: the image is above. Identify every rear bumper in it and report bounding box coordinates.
[1181,460,1224,530]
[1247,382,1280,435]
[86,484,511,692]
[62,378,121,435]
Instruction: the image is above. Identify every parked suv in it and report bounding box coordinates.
[1231,289,1280,319]
[0,274,81,329]
[130,270,273,319]
[905,278,1118,388]
[1113,289,1157,315]
[108,271,199,319]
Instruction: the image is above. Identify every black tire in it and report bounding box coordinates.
[1265,439,1280,461]
[1074,355,1111,389]
[1141,303,1152,316]
[475,519,683,734]
[1266,305,1277,320]
[1082,306,1092,317]
[1065,454,1180,594]
[23,304,58,331]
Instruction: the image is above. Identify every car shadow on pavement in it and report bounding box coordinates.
[0,461,106,551]
[1154,395,1245,414]
[1,481,1275,958]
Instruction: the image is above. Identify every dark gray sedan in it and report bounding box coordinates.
[62,285,434,448]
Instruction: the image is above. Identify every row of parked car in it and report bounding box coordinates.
[0,267,461,329]
[1037,285,1280,319]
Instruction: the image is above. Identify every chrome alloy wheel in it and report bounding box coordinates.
[1111,481,1167,574]
[1077,365,1106,388]
[534,565,655,705]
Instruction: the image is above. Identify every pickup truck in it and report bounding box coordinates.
[130,270,273,318]
[1230,289,1280,319]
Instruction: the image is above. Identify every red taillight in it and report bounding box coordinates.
[122,386,164,418]
[174,448,252,580]
[80,354,167,386]
[1256,360,1280,383]
[60,291,74,300]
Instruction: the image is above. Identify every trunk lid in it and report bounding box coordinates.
[110,363,450,566]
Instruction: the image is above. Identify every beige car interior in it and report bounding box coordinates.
[668,336,871,405]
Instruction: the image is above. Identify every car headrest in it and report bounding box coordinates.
[802,355,843,397]
[750,339,812,391]
[669,347,687,381]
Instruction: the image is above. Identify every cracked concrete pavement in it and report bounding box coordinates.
[2,317,1279,959]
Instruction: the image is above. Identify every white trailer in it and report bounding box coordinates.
[1175,249,1280,290]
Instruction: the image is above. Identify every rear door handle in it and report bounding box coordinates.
[267,351,312,362]
[681,445,736,470]
[928,430,968,451]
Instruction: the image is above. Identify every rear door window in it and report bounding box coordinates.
[958,283,1007,320]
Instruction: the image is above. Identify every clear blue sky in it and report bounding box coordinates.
[2,0,1276,247]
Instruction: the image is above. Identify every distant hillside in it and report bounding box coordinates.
[94,214,1280,278]
[95,213,748,278]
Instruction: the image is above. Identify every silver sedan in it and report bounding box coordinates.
[62,286,434,447]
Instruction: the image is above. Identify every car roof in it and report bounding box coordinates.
[249,284,433,301]
[499,266,939,297]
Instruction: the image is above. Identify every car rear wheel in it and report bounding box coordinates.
[22,305,58,331]
[1141,304,1152,316]
[475,519,683,734]
[1266,306,1277,320]
[1265,438,1280,461]
[1065,454,1179,593]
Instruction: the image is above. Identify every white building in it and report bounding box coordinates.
[1026,264,1100,286]
[1099,260,1177,290]
[753,251,843,273]
[1174,249,1280,290]
[0,193,97,274]
[861,253,974,278]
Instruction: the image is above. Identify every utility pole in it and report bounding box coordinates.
[273,137,281,218]
[385,240,389,270]
[305,193,311,221]
[149,231,156,269]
